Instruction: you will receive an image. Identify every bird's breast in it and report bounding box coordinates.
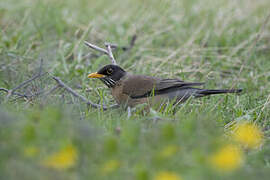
[111,84,128,105]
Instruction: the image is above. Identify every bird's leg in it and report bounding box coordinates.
[127,106,131,119]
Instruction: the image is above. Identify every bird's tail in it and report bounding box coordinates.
[195,88,242,97]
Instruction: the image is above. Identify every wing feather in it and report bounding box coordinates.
[122,75,204,99]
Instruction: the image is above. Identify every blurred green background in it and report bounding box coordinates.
[0,0,270,179]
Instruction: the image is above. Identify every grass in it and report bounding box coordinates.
[0,0,270,179]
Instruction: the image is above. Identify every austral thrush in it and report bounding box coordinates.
[88,64,242,108]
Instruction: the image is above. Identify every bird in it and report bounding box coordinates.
[88,64,242,108]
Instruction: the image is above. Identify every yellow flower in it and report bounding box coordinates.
[23,146,39,157]
[154,171,182,180]
[159,145,179,158]
[233,122,263,148]
[101,159,120,174]
[210,144,243,172]
[42,144,77,170]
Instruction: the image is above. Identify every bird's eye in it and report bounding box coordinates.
[107,68,113,75]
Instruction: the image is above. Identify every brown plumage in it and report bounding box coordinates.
[88,64,242,108]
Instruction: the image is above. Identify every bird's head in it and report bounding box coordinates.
[88,64,126,88]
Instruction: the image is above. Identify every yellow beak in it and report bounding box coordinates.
[88,72,105,78]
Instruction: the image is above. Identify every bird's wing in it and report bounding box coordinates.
[155,79,204,90]
[122,75,157,97]
[122,75,204,99]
